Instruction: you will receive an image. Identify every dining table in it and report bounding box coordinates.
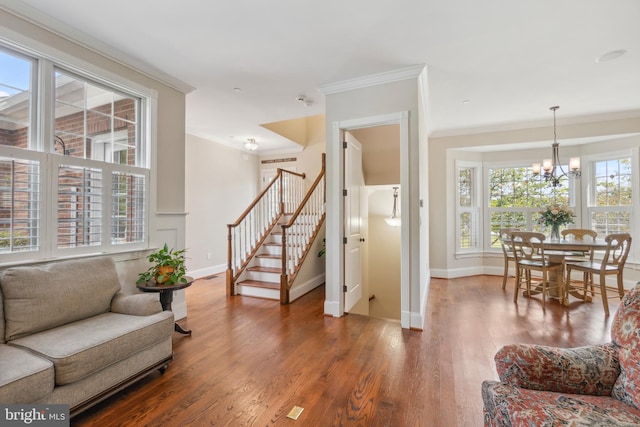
[509,237,608,306]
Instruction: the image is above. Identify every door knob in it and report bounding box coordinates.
[359,238,365,242]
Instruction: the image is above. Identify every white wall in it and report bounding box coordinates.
[185,134,260,278]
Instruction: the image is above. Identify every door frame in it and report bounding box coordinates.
[324,111,411,328]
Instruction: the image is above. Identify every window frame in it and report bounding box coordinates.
[582,148,638,262]
[455,160,482,255]
[0,40,155,264]
[483,160,576,252]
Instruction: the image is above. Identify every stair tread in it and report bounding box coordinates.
[256,254,281,259]
[248,266,281,273]
[237,280,279,290]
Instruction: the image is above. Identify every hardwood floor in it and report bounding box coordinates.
[72,274,619,426]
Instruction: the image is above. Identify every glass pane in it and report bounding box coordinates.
[459,212,472,249]
[593,158,632,207]
[86,83,112,115]
[57,165,102,248]
[490,212,526,247]
[591,211,631,235]
[55,69,140,165]
[114,93,137,123]
[111,172,145,244]
[0,157,39,253]
[0,49,32,149]
[458,167,472,207]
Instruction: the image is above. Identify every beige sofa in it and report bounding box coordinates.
[0,257,174,416]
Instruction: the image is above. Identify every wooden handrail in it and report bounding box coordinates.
[281,164,325,230]
[227,167,307,296]
[279,155,326,303]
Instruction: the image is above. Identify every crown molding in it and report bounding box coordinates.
[0,0,195,94]
[318,64,425,95]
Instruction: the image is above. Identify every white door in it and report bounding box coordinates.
[344,135,364,312]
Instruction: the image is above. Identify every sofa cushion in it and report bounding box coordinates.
[482,380,640,426]
[0,344,54,403]
[10,311,173,385]
[0,257,121,340]
[611,287,640,409]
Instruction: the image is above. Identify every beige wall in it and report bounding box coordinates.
[429,117,640,282]
[259,114,326,186]
[368,211,401,321]
[324,75,427,329]
[1,8,189,315]
[185,134,260,274]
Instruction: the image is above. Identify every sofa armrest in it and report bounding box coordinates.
[495,343,620,396]
[110,292,163,316]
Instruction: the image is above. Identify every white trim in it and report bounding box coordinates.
[188,263,226,280]
[318,65,425,95]
[326,111,414,329]
[290,273,326,301]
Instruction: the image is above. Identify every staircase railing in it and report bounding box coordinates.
[226,169,306,295]
[280,154,326,303]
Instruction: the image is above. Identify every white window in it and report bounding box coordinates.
[486,163,571,249]
[456,161,481,253]
[586,153,633,235]
[0,44,150,262]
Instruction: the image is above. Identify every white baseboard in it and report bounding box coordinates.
[324,300,341,317]
[290,273,325,301]
[188,263,226,279]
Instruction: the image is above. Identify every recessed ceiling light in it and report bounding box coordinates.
[233,87,242,92]
[595,49,627,63]
[462,100,471,104]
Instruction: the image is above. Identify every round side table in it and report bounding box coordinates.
[137,277,194,335]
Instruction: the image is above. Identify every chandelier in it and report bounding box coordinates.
[532,106,581,187]
[384,187,401,227]
[244,138,258,151]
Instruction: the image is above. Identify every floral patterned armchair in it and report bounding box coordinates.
[482,287,640,426]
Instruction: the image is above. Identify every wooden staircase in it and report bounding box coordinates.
[235,219,287,300]
[227,155,326,304]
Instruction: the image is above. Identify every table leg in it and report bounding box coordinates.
[159,290,192,335]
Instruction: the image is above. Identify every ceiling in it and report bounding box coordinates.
[3,0,639,154]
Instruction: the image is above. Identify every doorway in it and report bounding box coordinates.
[324,111,410,327]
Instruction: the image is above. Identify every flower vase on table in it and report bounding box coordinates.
[538,205,575,241]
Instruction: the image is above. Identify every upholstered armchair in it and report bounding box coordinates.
[482,287,640,426]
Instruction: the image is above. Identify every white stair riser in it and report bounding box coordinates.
[262,245,282,256]
[236,285,279,300]
[246,270,280,283]
[256,257,282,268]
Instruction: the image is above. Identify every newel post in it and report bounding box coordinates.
[226,224,235,296]
[280,227,289,304]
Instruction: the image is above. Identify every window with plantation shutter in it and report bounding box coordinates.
[0,157,40,253]
[57,164,102,248]
[0,42,151,262]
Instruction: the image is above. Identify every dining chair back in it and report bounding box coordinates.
[509,231,563,308]
[564,233,632,315]
[561,228,597,241]
[499,228,520,290]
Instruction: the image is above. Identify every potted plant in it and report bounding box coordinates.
[137,243,187,285]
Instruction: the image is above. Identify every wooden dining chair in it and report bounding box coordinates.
[561,228,598,263]
[564,233,632,315]
[499,228,520,290]
[509,231,564,308]
[561,228,598,242]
